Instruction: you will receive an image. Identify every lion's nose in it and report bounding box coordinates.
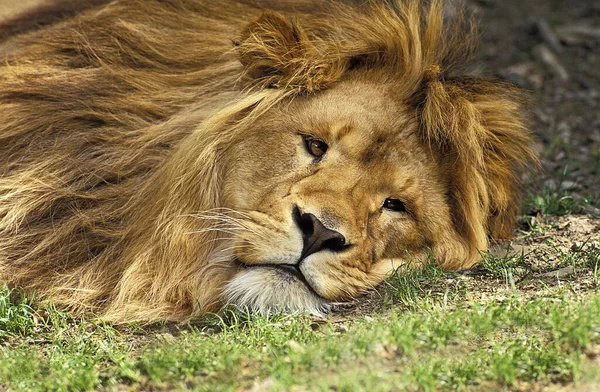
[293,207,347,260]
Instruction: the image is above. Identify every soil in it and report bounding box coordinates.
[470,0,600,203]
[477,214,599,299]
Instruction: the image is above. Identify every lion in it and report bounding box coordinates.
[0,0,534,321]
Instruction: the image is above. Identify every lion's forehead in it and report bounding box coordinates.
[285,80,427,164]
[299,113,429,187]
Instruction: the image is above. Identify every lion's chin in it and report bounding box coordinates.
[223,267,330,317]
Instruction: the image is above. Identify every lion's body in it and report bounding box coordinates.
[0,0,534,321]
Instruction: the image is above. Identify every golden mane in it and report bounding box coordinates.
[0,0,534,321]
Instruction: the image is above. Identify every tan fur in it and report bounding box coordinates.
[0,0,535,321]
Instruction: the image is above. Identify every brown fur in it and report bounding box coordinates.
[0,0,535,321]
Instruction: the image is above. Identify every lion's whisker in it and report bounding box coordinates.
[187,212,273,242]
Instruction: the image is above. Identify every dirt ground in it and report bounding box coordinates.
[471,0,600,203]
[461,0,600,306]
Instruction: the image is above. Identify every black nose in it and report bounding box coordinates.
[293,207,347,260]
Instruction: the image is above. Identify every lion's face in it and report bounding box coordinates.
[220,78,451,314]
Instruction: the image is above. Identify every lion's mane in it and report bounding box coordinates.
[0,0,533,321]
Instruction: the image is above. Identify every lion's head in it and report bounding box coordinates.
[0,0,534,321]
[219,79,460,315]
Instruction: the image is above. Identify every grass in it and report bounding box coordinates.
[593,147,600,175]
[1,255,600,391]
[524,168,593,216]
[0,289,36,339]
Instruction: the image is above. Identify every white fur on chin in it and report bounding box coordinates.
[224,267,330,317]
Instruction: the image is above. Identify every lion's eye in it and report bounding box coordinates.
[383,198,405,212]
[304,138,328,158]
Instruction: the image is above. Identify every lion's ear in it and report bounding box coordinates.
[236,11,343,92]
[419,70,536,265]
